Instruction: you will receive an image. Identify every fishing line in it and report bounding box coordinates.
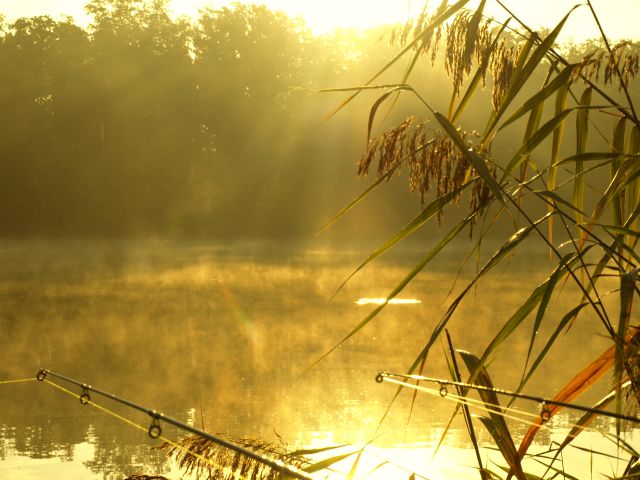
[37,369,313,480]
[0,378,36,385]
[378,372,640,425]
[43,378,251,480]
[378,376,629,442]
[381,376,555,432]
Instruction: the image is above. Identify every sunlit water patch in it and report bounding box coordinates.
[355,298,421,305]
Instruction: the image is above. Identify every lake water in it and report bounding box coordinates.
[0,239,636,479]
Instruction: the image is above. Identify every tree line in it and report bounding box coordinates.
[0,0,402,238]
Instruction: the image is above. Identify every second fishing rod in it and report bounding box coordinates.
[376,371,640,425]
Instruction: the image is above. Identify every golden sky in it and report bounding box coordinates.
[0,0,638,42]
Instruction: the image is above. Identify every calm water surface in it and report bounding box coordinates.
[0,239,635,479]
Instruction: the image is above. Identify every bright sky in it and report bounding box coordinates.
[0,0,638,41]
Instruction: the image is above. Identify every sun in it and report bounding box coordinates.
[168,0,640,41]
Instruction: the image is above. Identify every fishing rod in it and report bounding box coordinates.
[376,372,640,425]
[36,369,313,480]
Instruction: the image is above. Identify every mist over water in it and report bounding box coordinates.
[0,239,614,478]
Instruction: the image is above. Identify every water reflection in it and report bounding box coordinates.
[355,298,421,305]
[0,240,634,479]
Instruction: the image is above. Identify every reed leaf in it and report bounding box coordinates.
[332,181,472,297]
[502,106,605,180]
[521,253,573,380]
[459,351,525,480]
[574,87,593,231]
[516,328,640,462]
[612,118,627,227]
[515,302,589,398]
[318,168,397,234]
[308,215,472,372]
[616,270,637,437]
[410,215,544,380]
[446,331,491,480]
[561,386,617,449]
[519,98,545,182]
[555,151,622,165]
[366,86,413,144]
[548,78,570,250]
[502,108,572,180]
[627,126,640,238]
[303,451,360,473]
[499,63,575,131]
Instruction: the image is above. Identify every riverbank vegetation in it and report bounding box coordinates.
[326,0,640,478]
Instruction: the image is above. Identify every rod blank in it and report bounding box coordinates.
[37,369,312,480]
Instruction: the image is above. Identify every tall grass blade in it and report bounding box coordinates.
[307,216,471,372]
[517,328,640,462]
[548,78,570,252]
[459,351,525,480]
[615,270,637,437]
[521,254,571,380]
[574,87,593,232]
[611,118,627,228]
[333,181,472,297]
[446,331,490,480]
[626,125,640,247]
[499,63,575,131]
[519,100,545,183]
[302,451,360,473]
[318,169,397,234]
[515,303,589,399]
[366,86,413,143]
[502,108,572,180]
[555,151,621,165]
[410,216,544,379]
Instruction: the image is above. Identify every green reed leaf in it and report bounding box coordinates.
[405,215,545,389]
[548,79,570,250]
[302,451,359,473]
[306,216,471,372]
[366,86,413,143]
[574,87,593,230]
[628,126,640,229]
[333,181,472,297]
[499,63,575,131]
[611,118,627,227]
[555,151,621,165]
[460,351,525,480]
[520,303,589,393]
[521,254,572,380]
[616,270,637,437]
[502,108,573,180]
[318,168,397,235]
